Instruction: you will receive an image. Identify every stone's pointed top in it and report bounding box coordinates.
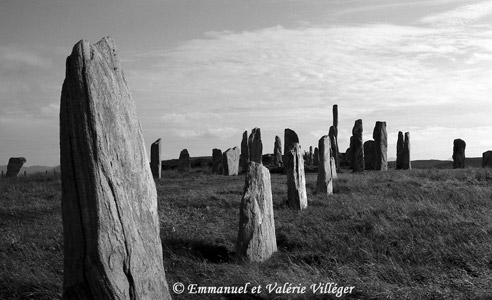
[153,138,161,144]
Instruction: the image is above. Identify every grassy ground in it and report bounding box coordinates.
[2,167,492,299]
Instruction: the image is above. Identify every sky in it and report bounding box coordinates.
[1,0,492,166]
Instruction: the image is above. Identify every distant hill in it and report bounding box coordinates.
[0,165,60,175]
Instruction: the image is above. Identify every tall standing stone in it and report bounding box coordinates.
[316,136,333,196]
[273,136,283,167]
[364,140,376,170]
[350,119,364,172]
[328,126,339,172]
[286,143,307,210]
[482,151,492,168]
[59,37,171,299]
[403,132,411,170]
[240,131,249,172]
[6,157,27,178]
[373,121,388,171]
[396,131,404,170]
[150,138,161,179]
[223,147,240,176]
[333,104,338,136]
[309,146,314,166]
[248,128,263,164]
[178,149,191,172]
[236,162,277,262]
[313,147,319,166]
[330,157,338,179]
[212,148,223,174]
[284,128,299,168]
[452,139,466,169]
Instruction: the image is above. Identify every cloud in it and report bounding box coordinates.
[421,1,492,27]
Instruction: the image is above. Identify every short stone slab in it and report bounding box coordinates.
[6,157,27,178]
[223,147,240,176]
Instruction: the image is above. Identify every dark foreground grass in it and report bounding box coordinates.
[2,169,492,299]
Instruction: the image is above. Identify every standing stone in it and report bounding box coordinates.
[350,119,364,172]
[403,132,411,170]
[396,131,404,170]
[309,146,314,166]
[364,141,376,170]
[316,136,333,196]
[223,147,240,176]
[328,126,340,171]
[60,37,170,299]
[150,138,161,179]
[313,147,319,166]
[212,148,223,174]
[248,128,263,164]
[330,157,338,179]
[273,136,283,167]
[286,143,307,210]
[6,157,27,178]
[373,121,388,171]
[240,131,249,172]
[284,128,299,167]
[178,149,191,172]
[236,162,277,262]
[482,151,492,168]
[452,139,466,169]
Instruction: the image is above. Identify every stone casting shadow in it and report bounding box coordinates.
[162,237,233,263]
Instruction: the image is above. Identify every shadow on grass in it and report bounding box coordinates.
[162,237,233,263]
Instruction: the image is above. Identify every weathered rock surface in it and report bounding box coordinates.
[223,147,240,176]
[248,128,263,164]
[452,138,466,169]
[482,151,492,168]
[330,157,337,179]
[403,132,411,170]
[308,146,314,166]
[240,131,249,172]
[286,143,307,210]
[178,149,191,172]
[59,37,171,300]
[328,126,339,172]
[396,131,404,170]
[6,157,27,178]
[313,147,319,166]
[284,128,299,168]
[350,119,364,172]
[373,121,388,171]
[364,140,376,171]
[212,148,223,174]
[316,136,333,196]
[273,135,283,167]
[236,162,277,262]
[150,138,161,178]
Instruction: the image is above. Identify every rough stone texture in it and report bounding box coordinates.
[313,147,319,166]
[6,157,27,178]
[212,148,223,174]
[240,131,249,172]
[150,139,161,179]
[273,135,283,167]
[373,121,388,171]
[286,143,307,210]
[223,147,240,176]
[59,37,171,300]
[452,139,466,169]
[396,131,404,170]
[364,140,376,171]
[178,149,191,172]
[328,126,339,172]
[482,151,492,168]
[316,136,333,196]
[236,162,277,262]
[330,157,337,179]
[248,128,263,164]
[403,132,411,170]
[333,104,338,135]
[284,128,299,168]
[350,119,364,172]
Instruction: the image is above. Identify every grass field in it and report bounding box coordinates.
[2,166,492,299]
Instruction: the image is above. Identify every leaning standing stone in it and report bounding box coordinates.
[350,119,364,172]
[59,37,171,299]
[482,151,492,168]
[223,147,240,176]
[6,157,27,178]
[236,162,277,262]
[373,121,388,171]
[212,148,223,174]
[316,136,333,196]
[248,127,263,164]
[273,135,283,167]
[286,143,308,210]
[453,139,466,169]
[178,149,191,172]
[150,138,161,178]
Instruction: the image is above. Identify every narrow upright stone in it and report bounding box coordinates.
[223,147,240,176]
[248,128,263,164]
[350,119,364,172]
[330,157,338,179]
[178,149,191,172]
[452,139,466,169]
[364,140,376,170]
[403,132,411,170]
[309,146,314,166]
[373,121,388,171]
[150,138,161,178]
[396,131,404,170]
[316,136,333,196]
[6,157,27,178]
[273,136,283,167]
[284,128,299,168]
[240,131,249,172]
[313,147,319,166]
[212,148,223,174]
[286,143,307,210]
[482,151,492,168]
[236,162,277,262]
[333,104,338,135]
[59,37,171,299]
[328,126,339,171]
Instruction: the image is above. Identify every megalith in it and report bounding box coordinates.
[223,147,240,176]
[150,138,161,179]
[284,128,299,167]
[286,143,307,210]
[6,157,27,178]
[59,37,171,299]
[248,127,263,164]
[330,157,338,179]
[328,126,339,172]
[212,148,223,174]
[482,151,492,168]
[373,121,388,171]
[403,132,411,170]
[273,135,283,167]
[313,147,319,166]
[452,139,466,169]
[236,162,277,262]
[178,149,191,172]
[350,119,364,172]
[316,136,333,196]
[396,131,404,170]
[240,131,249,172]
[364,140,376,170]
